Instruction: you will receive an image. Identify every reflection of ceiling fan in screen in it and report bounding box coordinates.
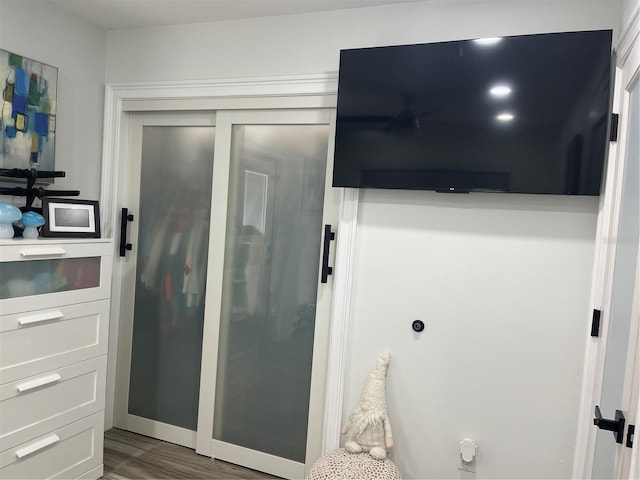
[338,95,440,134]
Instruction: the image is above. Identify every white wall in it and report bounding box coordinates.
[348,190,597,478]
[106,0,622,83]
[0,0,106,201]
[103,1,623,478]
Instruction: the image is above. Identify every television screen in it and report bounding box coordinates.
[332,30,613,195]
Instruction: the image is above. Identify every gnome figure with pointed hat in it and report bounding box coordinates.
[341,350,394,460]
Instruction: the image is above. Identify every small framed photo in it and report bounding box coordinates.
[42,198,101,238]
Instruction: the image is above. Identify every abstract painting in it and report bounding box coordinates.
[0,49,57,171]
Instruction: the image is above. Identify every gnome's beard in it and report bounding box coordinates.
[347,405,385,441]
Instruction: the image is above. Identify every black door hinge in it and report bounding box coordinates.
[591,309,601,337]
[610,113,619,142]
[627,424,635,448]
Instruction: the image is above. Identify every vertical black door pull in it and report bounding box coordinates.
[321,224,336,283]
[119,207,134,257]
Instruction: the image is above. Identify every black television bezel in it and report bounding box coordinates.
[332,30,615,196]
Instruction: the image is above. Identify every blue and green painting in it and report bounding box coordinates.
[0,49,57,171]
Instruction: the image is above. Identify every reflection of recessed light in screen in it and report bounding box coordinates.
[490,85,512,97]
[496,113,515,122]
[474,37,502,46]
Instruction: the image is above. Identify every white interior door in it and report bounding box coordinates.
[196,108,339,479]
[591,32,639,479]
[623,276,639,477]
[113,112,217,447]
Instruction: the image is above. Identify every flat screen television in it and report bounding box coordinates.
[332,30,613,195]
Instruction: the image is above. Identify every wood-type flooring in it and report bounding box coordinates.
[103,428,281,479]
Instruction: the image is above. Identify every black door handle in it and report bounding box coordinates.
[594,405,625,444]
[321,224,335,283]
[119,207,134,257]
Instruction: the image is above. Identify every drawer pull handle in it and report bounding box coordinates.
[18,311,64,326]
[15,434,60,459]
[17,373,62,393]
[19,247,67,257]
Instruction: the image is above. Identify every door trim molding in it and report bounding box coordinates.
[572,8,640,477]
[617,2,639,67]
[100,74,352,458]
[113,73,338,102]
[323,187,359,453]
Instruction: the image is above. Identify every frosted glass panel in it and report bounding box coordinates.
[593,83,639,477]
[128,126,215,430]
[0,257,100,299]
[213,124,329,462]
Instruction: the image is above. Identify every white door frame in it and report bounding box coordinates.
[573,6,640,478]
[100,74,358,462]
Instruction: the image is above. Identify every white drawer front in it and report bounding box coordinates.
[0,300,109,384]
[0,411,103,480]
[0,357,106,451]
[0,242,113,316]
[0,240,112,262]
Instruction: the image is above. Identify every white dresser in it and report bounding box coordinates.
[0,239,112,479]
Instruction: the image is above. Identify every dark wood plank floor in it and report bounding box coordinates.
[103,428,281,479]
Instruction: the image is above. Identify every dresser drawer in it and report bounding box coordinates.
[0,240,113,316]
[0,357,106,451]
[0,411,103,480]
[0,300,109,384]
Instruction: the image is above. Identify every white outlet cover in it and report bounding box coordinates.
[460,439,477,463]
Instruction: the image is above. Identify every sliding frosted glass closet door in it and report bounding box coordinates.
[196,109,336,479]
[114,109,338,479]
[114,112,216,447]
